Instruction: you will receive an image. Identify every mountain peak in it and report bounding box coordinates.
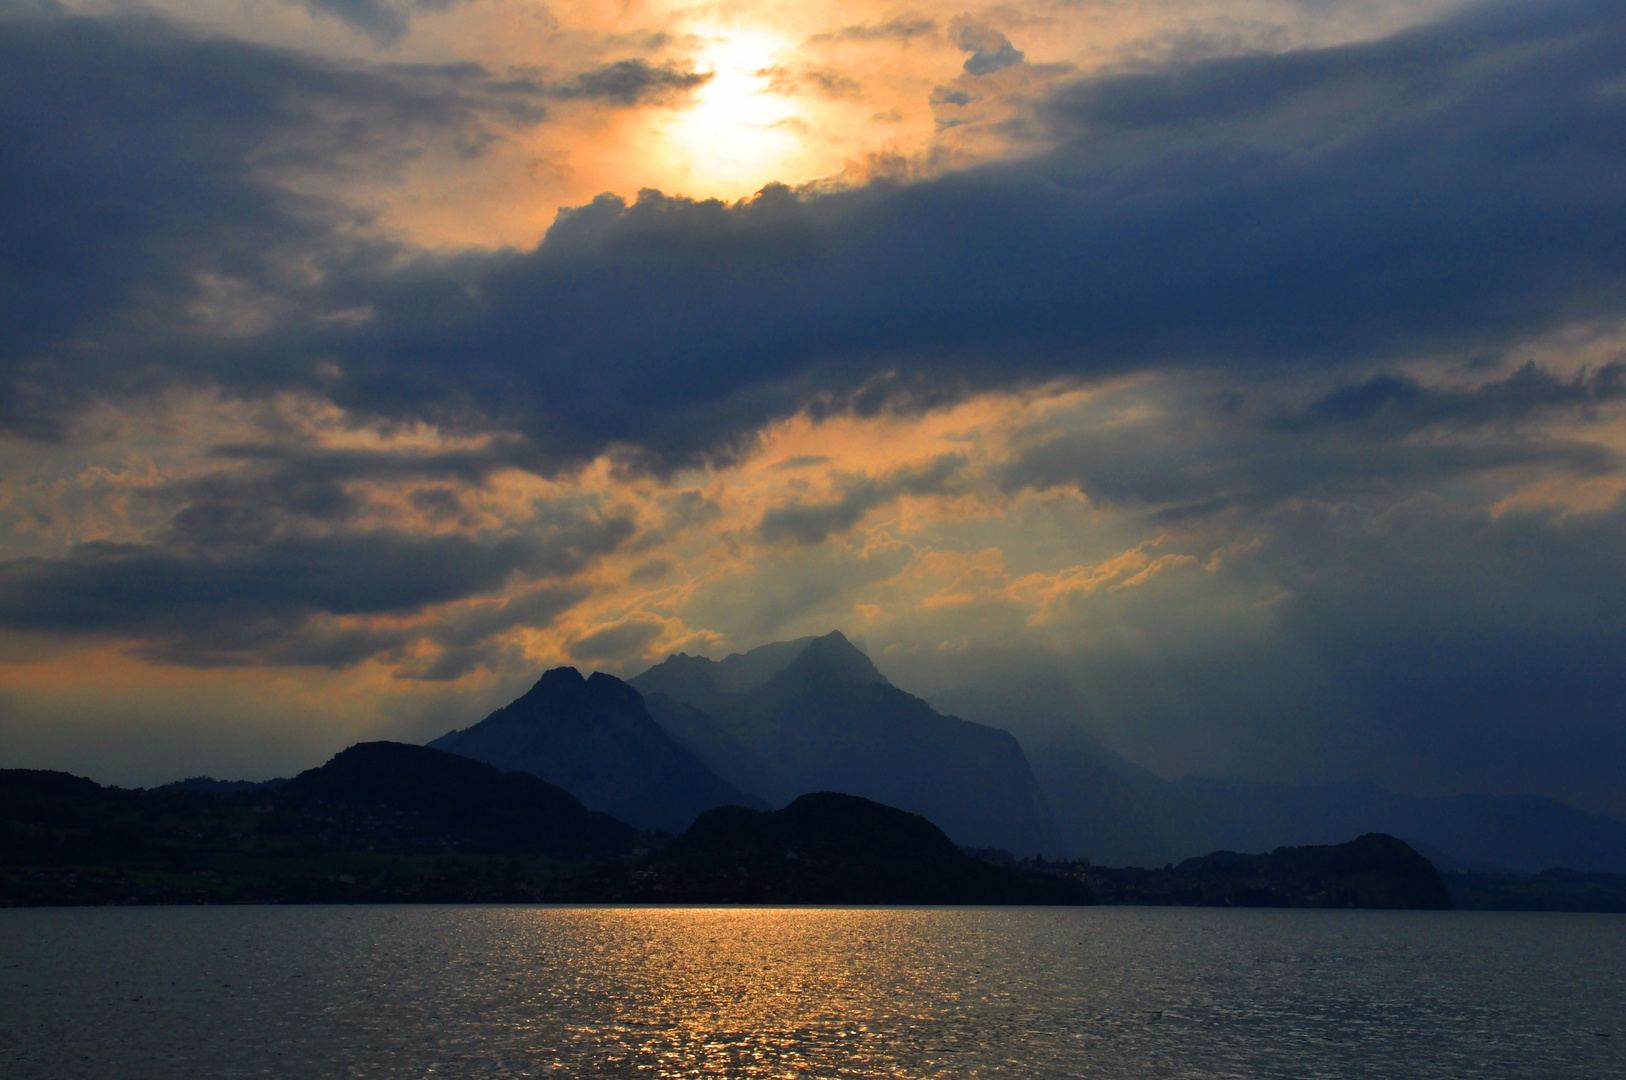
[534,665,586,691]
[428,664,764,832]
[784,630,888,687]
[513,666,644,715]
[631,631,887,699]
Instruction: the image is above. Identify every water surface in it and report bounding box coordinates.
[2,906,1622,1078]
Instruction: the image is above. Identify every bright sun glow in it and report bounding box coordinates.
[661,26,807,197]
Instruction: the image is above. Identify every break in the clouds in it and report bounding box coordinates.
[0,0,1623,819]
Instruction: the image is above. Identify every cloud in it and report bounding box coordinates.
[152,437,536,540]
[810,17,939,44]
[0,464,632,667]
[0,5,547,438]
[758,454,966,545]
[566,612,672,663]
[1271,362,1626,435]
[757,65,865,100]
[4,1,1625,473]
[950,21,1025,76]
[0,531,527,627]
[401,582,591,680]
[4,0,1626,821]
[628,558,674,582]
[297,0,467,45]
[1000,364,1625,517]
[261,2,1626,465]
[547,59,713,105]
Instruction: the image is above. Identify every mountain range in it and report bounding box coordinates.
[0,745,1086,906]
[429,666,764,833]
[16,745,1619,910]
[1077,832,1452,909]
[629,632,1055,853]
[421,631,1626,875]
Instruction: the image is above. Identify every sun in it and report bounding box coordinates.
[659,25,808,197]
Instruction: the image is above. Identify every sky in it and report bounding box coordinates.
[1,0,1624,816]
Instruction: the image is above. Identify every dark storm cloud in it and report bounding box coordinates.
[757,454,967,545]
[5,0,1625,469]
[1002,362,1625,516]
[0,3,546,439]
[129,439,538,550]
[1271,362,1626,435]
[258,0,1626,467]
[0,483,631,666]
[0,532,530,630]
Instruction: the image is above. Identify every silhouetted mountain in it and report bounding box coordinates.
[0,747,645,905]
[1,769,133,867]
[634,635,827,702]
[638,792,1090,904]
[1,758,1080,906]
[284,742,638,856]
[939,688,1626,873]
[638,691,776,791]
[633,632,1056,855]
[1160,779,1626,875]
[1401,837,1521,876]
[429,667,766,833]
[1078,833,1451,909]
[931,687,1181,866]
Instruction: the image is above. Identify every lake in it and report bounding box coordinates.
[2,906,1622,1078]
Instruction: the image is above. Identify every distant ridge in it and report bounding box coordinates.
[1077,833,1452,909]
[429,667,766,833]
[0,743,646,904]
[639,636,830,699]
[936,688,1626,873]
[1162,779,1626,876]
[633,631,1057,855]
[284,741,639,857]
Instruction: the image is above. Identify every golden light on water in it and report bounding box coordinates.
[496,906,987,1075]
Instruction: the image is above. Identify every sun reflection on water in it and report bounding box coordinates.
[497,906,984,1077]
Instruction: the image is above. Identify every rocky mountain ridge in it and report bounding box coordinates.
[429,666,764,833]
[631,631,1057,855]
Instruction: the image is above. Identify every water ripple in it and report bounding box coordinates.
[1,907,1622,1078]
